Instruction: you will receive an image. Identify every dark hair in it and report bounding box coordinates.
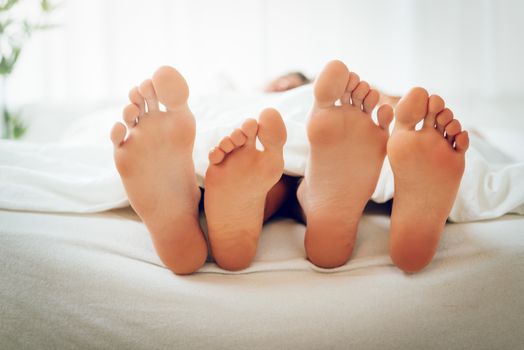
[287,71,311,84]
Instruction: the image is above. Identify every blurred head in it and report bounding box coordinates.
[264,71,311,92]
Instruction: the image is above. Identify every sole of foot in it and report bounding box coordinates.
[111,66,207,275]
[204,108,286,271]
[297,60,393,268]
[388,87,469,273]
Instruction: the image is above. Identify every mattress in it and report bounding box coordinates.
[1,206,523,349]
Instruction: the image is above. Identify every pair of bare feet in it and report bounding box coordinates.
[111,61,469,275]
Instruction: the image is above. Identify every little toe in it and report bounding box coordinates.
[423,95,445,129]
[455,131,470,154]
[110,122,127,147]
[139,79,159,112]
[314,60,350,107]
[445,119,462,145]
[257,108,287,152]
[351,81,370,108]
[377,104,394,130]
[341,71,360,104]
[209,147,226,165]
[230,128,247,147]
[152,66,189,111]
[218,136,235,153]
[241,118,259,145]
[123,104,140,128]
[436,108,454,135]
[363,89,380,114]
[129,87,145,117]
[394,87,429,130]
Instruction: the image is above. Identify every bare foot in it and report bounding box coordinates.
[297,60,393,268]
[388,87,469,273]
[111,66,207,275]
[204,108,287,271]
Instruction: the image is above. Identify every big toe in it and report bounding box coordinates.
[314,60,350,107]
[152,66,189,111]
[395,87,429,130]
[257,108,287,152]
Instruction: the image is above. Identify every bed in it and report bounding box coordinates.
[1,97,523,349]
[1,207,523,349]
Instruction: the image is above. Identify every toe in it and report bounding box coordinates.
[123,104,140,128]
[445,119,461,145]
[110,122,126,147]
[129,87,145,117]
[230,128,247,147]
[423,95,445,129]
[152,65,189,111]
[351,81,370,108]
[436,108,454,135]
[314,60,350,108]
[241,118,258,145]
[363,89,380,114]
[341,72,360,104]
[209,147,226,165]
[257,108,287,151]
[346,72,360,92]
[377,104,394,130]
[139,79,159,112]
[218,136,235,153]
[455,131,469,154]
[394,87,429,130]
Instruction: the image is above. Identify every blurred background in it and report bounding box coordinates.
[1,0,524,140]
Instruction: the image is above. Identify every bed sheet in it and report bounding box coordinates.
[1,208,523,349]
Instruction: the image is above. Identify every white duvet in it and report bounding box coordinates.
[1,84,524,222]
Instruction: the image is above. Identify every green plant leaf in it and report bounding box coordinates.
[0,56,12,75]
[2,107,11,138]
[41,0,61,13]
[12,115,27,139]
[0,46,21,76]
[40,0,50,11]
[0,18,13,33]
[0,0,19,13]
[2,109,27,139]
